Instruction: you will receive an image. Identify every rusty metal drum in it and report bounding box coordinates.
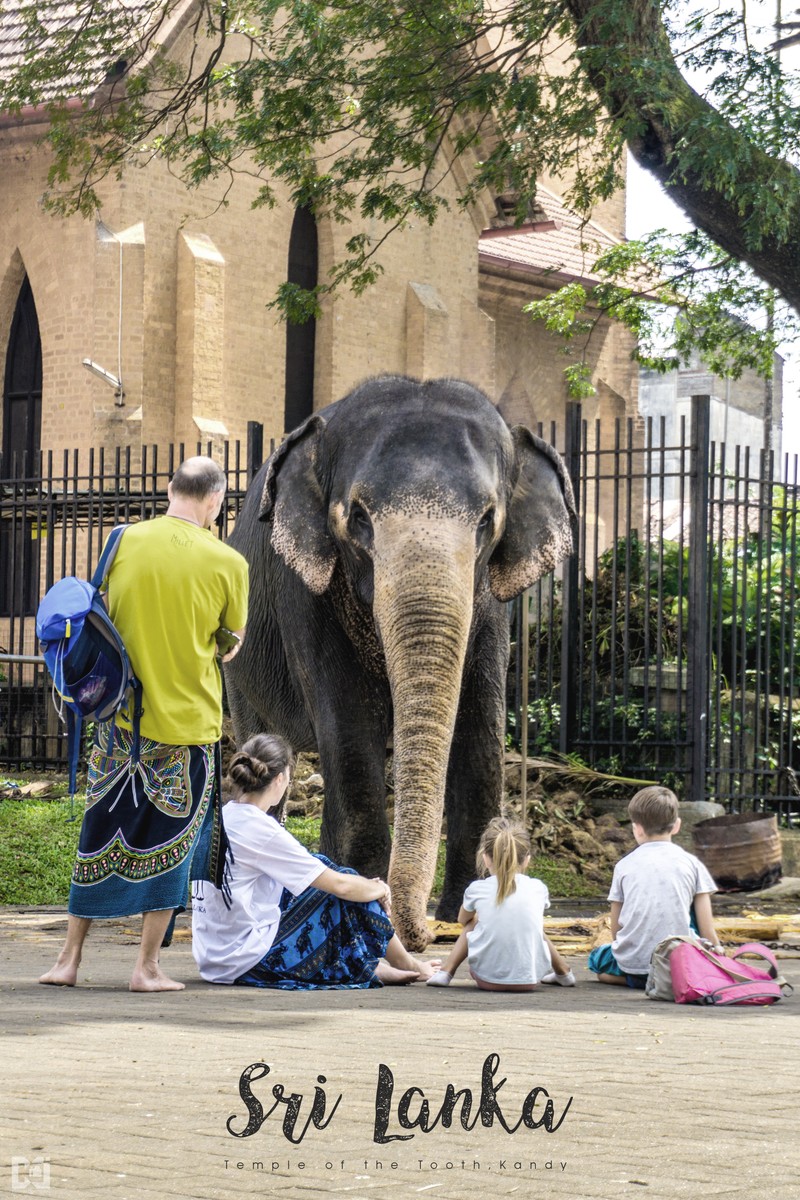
[692,812,782,892]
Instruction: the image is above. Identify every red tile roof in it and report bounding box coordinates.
[479,184,621,285]
[0,0,163,105]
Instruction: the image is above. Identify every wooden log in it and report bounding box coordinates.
[429,912,800,952]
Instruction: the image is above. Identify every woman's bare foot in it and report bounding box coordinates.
[39,958,79,987]
[383,934,442,981]
[129,964,185,992]
[375,962,418,985]
[410,957,442,981]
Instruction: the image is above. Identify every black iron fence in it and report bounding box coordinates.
[2,402,799,819]
[511,397,800,821]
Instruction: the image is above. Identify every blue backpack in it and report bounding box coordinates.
[36,525,143,802]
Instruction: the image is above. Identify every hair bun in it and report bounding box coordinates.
[228,752,269,792]
[227,733,295,797]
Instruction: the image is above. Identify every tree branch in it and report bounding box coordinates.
[564,0,800,313]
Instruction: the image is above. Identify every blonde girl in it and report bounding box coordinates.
[427,816,575,990]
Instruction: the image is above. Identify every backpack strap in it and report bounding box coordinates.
[130,678,143,768]
[689,942,767,985]
[91,524,129,591]
[705,980,783,1006]
[65,707,82,815]
[689,941,792,993]
[91,523,144,767]
[729,943,793,993]
[730,942,779,978]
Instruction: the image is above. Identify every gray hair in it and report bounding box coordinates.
[170,456,226,500]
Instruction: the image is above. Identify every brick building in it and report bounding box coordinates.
[0,0,638,471]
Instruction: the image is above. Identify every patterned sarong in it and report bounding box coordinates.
[234,857,393,990]
[68,725,216,919]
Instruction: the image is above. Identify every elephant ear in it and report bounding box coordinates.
[489,426,576,603]
[258,414,336,594]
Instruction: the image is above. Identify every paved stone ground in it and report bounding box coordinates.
[2,907,799,1200]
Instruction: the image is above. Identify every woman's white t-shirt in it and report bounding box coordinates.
[191,802,326,983]
[463,874,552,985]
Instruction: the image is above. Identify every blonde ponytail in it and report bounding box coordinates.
[476,816,531,904]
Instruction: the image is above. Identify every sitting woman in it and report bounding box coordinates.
[191,733,439,988]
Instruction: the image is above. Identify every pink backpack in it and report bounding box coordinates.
[669,940,790,1006]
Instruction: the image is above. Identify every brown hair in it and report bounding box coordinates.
[628,785,679,836]
[228,734,295,823]
[476,816,531,904]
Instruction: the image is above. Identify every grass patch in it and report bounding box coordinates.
[0,805,324,907]
[528,854,609,899]
[431,840,605,900]
[0,799,81,905]
[291,822,605,900]
[285,815,321,852]
[0,808,605,907]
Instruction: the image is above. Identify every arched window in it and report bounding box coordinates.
[2,275,42,614]
[283,205,318,433]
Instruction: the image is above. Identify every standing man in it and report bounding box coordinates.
[40,456,249,992]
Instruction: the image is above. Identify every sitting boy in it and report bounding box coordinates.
[589,785,722,989]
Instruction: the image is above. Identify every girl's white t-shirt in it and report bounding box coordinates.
[463,874,552,984]
[191,802,326,983]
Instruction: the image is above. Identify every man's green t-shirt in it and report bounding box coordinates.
[105,516,249,745]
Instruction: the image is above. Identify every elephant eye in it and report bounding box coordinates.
[477,508,495,535]
[348,503,373,542]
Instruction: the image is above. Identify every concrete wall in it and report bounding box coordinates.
[639,350,784,501]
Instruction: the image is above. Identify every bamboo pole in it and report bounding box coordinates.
[519,589,529,821]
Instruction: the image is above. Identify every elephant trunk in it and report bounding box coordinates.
[372,514,475,951]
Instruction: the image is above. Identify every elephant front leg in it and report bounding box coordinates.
[312,677,393,879]
[437,625,507,921]
[278,581,393,878]
[317,731,392,878]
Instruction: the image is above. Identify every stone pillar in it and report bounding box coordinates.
[405,282,449,379]
[175,232,226,445]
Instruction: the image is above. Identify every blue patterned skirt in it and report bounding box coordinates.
[68,725,216,920]
[234,858,393,990]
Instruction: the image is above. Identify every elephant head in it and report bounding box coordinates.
[258,375,574,950]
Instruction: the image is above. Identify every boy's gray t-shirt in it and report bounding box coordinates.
[609,841,717,974]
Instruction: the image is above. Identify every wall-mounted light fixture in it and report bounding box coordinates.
[81,218,144,410]
[82,357,124,405]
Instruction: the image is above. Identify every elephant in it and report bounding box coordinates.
[225,374,575,950]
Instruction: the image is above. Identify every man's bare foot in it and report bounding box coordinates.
[374,962,419,985]
[39,960,79,987]
[39,918,91,986]
[129,964,185,992]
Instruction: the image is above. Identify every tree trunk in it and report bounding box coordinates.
[565,0,800,314]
